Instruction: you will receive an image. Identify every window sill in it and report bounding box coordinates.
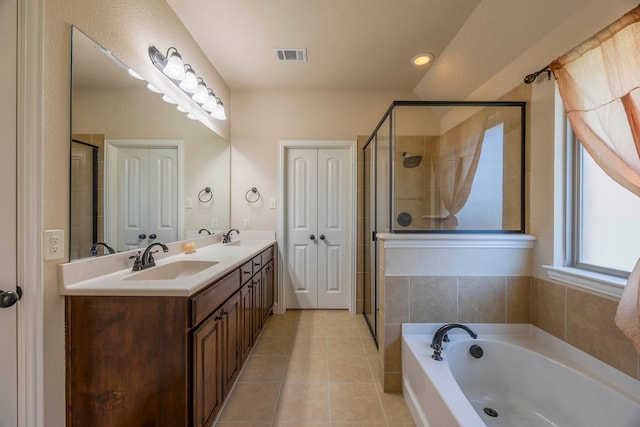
[543,265,626,299]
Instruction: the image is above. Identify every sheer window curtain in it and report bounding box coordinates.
[549,4,640,351]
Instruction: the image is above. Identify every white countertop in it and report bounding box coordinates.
[58,233,276,297]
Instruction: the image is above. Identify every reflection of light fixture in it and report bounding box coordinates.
[149,45,227,121]
[411,53,433,66]
[146,83,162,93]
[162,94,176,104]
[177,105,188,113]
[128,68,144,80]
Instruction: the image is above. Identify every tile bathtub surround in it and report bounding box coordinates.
[215,310,415,427]
[532,278,640,380]
[379,274,532,392]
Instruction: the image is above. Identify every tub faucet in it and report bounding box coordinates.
[89,242,116,257]
[430,323,477,361]
[223,228,240,243]
[140,242,169,269]
[198,228,212,235]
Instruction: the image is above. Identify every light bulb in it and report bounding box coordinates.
[202,91,217,112]
[179,67,198,93]
[162,95,176,104]
[192,80,209,104]
[146,83,162,93]
[163,51,186,80]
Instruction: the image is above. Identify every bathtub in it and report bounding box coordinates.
[402,323,640,427]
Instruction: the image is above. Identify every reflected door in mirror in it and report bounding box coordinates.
[70,139,99,259]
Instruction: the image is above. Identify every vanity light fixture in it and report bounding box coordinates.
[128,68,144,80]
[411,53,433,66]
[149,45,227,121]
[161,94,177,104]
[146,83,162,93]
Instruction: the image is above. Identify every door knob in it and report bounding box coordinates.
[319,235,326,240]
[138,233,147,240]
[310,234,316,240]
[149,234,157,240]
[0,286,22,308]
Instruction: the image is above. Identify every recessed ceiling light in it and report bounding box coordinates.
[411,53,433,66]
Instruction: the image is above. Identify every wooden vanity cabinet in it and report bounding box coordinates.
[66,244,276,427]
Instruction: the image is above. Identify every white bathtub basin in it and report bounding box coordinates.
[402,324,640,427]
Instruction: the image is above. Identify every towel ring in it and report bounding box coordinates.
[245,187,261,203]
[198,187,213,203]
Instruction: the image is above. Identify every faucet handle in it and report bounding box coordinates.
[147,250,159,265]
[129,251,142,271]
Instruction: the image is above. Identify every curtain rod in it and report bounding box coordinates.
[524,66,551,84]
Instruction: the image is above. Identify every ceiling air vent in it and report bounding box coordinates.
[274,48,307,63]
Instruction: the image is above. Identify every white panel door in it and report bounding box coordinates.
[285,147,351,309]
[0,0,18,423]
[285,148,318,309]
[317,149,351,307]
[117,147,178,251]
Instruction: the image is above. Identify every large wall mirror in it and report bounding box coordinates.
[70,27,230,261]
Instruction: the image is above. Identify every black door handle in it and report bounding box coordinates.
[138,233,147,240]
[149,234,157,240]
[0,286,22,308]
[319,235,326,240]
[310,234,316,240]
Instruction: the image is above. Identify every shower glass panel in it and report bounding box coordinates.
[390,101,525,233]
[70,139,99,259]
[360,101,525,342]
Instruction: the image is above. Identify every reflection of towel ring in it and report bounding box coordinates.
[198,187,213,203]
[245,187,261,203]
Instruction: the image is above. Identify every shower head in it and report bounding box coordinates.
[524,66,551,84]
[401,151,422,168]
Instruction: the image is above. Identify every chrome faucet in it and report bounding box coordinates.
[198,228,212,235]
[140,242,169,270]
[89,242,116,257]
[430,323,477,361]
[223,228,240,243]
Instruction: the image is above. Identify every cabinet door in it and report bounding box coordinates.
[222,292,241,394]
[240,282,254,362]
[193,309,223,427]
[252,274,263,342]
[261,260,274,322]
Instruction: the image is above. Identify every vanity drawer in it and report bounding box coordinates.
[261,246,274,264]
[240,261,253,283]
[252,254,263,271]
[191,269,240,327]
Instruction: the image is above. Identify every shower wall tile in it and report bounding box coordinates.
[458,276,506,323]
[384,276,409,323]
[409,276,457,323]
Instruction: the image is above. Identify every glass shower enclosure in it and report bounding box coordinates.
[361,101,526,340]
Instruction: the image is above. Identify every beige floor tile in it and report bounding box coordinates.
[239,355,288,382]
[328,355,374,383]
[387,424,416,427]
[284,356,329,383]
[325,320,360,337]
[290,335,328,358]
[253,336,293,356]
[360,335,378,355]
[273,423,329,427]
[378,391,414,423]
[215,422,272,427]
[329,383,386,423]
[262,320,297,337]
[331,424,387,427]
[323,310,355,321]
[328,335,365,356]
[295,321,328,337]
[298,310,329,321]
[275,382,330,422]
[218,383,280,422]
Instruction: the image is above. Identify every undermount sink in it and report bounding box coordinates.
[224,240,264,247]
[122,260,218,281]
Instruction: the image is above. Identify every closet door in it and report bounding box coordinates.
[285,147,352,309]
[118,147,150,251]
[148,148,179,244]
[285,148,319,309]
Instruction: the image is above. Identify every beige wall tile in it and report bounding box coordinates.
[566,288,639,378]
[384,324,402,372]
[410,276,457,323]
[458,276,506,323]
[506,276,531,323]
[531,278,566,339]
[384,276,410,323]
[383,372,403,392]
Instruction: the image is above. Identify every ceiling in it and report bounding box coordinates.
[166,0,627,99]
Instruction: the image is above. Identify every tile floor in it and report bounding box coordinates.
[214,309,416,427]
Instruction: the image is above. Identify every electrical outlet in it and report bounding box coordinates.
[211,218,218,229]
[44,229,64,260]
[243,218,251,229]
[269,197,277,209]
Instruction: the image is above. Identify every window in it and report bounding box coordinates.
[570,131,640,278]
